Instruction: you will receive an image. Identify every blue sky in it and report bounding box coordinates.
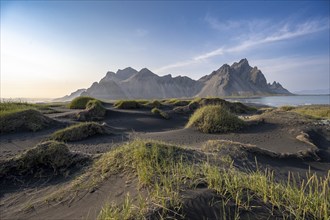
[1,1,329,98]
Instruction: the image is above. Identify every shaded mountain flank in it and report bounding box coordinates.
[54,89,86,102]
[58,59,291,100]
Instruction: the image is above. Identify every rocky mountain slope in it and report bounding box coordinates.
[197,58,290,96]
[57,59,291,100]
[54,89,86,102]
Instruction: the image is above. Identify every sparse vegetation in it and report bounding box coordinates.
[151,107,170,119]
[96,140,329,219]
[280,105,296,111]
[293,106,330,119]
[144,100,162,108]
[17,140,328,219]
[0,141,89,178]
[186,105,245,133]
[164,98,191,106]
[96,140,201,219]
[0,101,65,116]
[69,96,96,109]
[0,102,36,116]
[279,105,330,119]
[0,109,54,133]
[51,122,107,142]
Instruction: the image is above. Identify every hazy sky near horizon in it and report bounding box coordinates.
[1,1,329,98]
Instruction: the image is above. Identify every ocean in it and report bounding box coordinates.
[228,95,330,107]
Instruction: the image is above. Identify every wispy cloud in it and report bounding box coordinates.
[204,14,242,31]
[136,28,148,37]
[156,17,329,73]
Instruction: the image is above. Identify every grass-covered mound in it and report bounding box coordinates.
[114,100,142,109]
[143,100,163,108]
[0,109,54,133]
[69,96,96,109]
[173,97,256,114]
[186,105,245,133]
[0,141,89,180]
[51,122,108,142]
[164,98,191,106]
[77,99,106,121]
[151,107,170,119]
[196,98,256,114]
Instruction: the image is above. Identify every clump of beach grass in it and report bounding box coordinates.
[96,140,201,218]
[77,99,106,121]
[143,100,162,108]
[164,99,191,106]
[69,96,96,109]
[0,109,54,133]
[186,105,245,133]
[0,141,88,178]
[51,122,108,142]
[151,107,170,119]
[114,100,142,109]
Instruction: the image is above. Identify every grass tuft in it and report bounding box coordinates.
[69,96,96,109]
[186,105,245,133]
[0,109,54,133]
[151,107,170,119]
[77,99,106,121]
[0,141,87,178]
[114,100,141,109]
[51,122,107,142]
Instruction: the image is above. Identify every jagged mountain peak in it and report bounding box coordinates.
[197,58,291,97]
[115,67,138,80]
[133,68,157,78]
[60,58,291,101]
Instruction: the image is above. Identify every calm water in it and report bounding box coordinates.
[229,95,330,107]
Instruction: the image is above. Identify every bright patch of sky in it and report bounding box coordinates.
[1,1,329,98]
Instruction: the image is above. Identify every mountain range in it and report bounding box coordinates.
[57,58,291,101]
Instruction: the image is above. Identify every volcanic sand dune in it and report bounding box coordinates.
[1,103,329,220]
[104,108,189,132]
